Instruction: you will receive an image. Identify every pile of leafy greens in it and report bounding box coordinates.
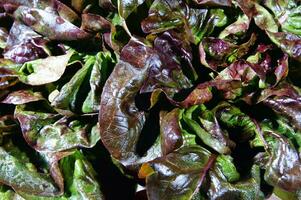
[1,0,301,199]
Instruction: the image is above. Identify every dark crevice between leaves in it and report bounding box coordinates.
[19,101,56,113]
[236,101,277,122]
[225,122,265,176]
[126,0,153,37]
[172,87,196,102]
[135,102,160,157]
[64,39,103,54]
[135,91,175,157]
[231,141,258,178]
[191,43,213,84]
[259,168,274,197]
[134,189,148,200]
[0,104,15,115]
[0,12,13,30]
[204,90,224,109]
[82,3,109,17]
[83,142,137,200]
[114,26,131,46]
[135,92,152,111]
[47,41,70,56]
[288,59,301,87]
[135,90,175,111]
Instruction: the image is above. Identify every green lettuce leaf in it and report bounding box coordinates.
[18,51,74,85]
[15,105,100,153]
[51,52,116,114]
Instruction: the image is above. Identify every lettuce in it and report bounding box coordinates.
[1,0,301,199]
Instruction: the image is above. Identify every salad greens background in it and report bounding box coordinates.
[0,0,301,199]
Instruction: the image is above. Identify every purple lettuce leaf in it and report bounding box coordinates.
[192,0,232,7]
[263,95,301,131]
[0,90,44,105]
[199,33,257,71]
[98,38,157,166]
[118,0,145,19]
[139,146,216,200]
[140,31,193,96]
[159,109,183,156]
[0,64,19,90]
[3,22,49,63]
[255,123,301,191]
[81,13,112,33]
[14,6,92,41]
